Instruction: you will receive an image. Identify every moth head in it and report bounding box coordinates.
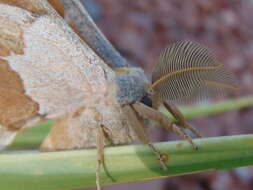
[148,41,239,106]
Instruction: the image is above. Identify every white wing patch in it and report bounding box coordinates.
[2,6,108,118]
[0,4,33,25]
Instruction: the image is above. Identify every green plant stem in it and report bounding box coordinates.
[1,135,253,190]
[178,95,253,119]
[11,96,253,149]
[10,120,52,149]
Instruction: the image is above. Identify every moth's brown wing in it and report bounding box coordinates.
[0,2,132,152]
[0,4,108,120]
[151,41,238,105]
[0,4,40,129]
[0,60,38,129]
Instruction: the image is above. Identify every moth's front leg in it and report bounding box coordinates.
[96,125,105,190]
[122,105,168,170]
[163,101,203,138]
[132,102,198,149]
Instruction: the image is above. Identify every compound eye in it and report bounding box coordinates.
[140,95,153,107]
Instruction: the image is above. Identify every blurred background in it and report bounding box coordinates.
[81,0,253,189]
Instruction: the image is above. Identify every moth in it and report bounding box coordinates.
[0,0,238,190]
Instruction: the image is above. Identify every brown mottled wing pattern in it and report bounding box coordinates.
[0,3,108,119]
[0,2,40,129]
[152,41,238,104]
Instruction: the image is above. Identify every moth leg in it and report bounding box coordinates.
[123,105,168,170]
[170,124,198,150]
[96,125,105,190]
[132,102,198,149]
[163,101,203,138]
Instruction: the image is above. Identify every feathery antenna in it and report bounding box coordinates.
[151,41,238,104]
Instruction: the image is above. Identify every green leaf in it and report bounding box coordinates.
[1,135,253,190]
